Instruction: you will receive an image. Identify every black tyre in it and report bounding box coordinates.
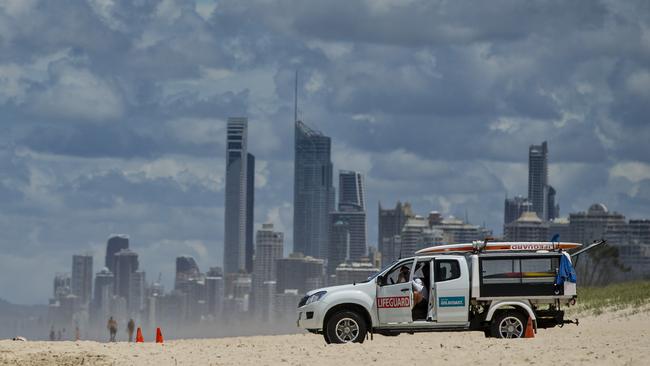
[325,310,367,344]
[490,311,527,339]
[323,331,331,344]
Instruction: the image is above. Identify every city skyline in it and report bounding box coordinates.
[1,0,649,304]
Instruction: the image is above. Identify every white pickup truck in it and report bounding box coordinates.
[297,241,587,343]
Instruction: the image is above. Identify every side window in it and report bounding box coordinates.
[435,260,460,282]
[481,259,520,284]
[382,260,413,286]
[521,258,558,284]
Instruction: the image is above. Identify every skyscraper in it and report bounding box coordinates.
[175,256,201,291]
[378,202,413,266]
[547,185,559,221]
[528,141,548,220]
[338,170,365,210]
[328,170,367,274]
[224,117,255,274]
[105,235,129,274]
[251,223,284,317]
[71,254,93,306]
[504,195,532,226]
[293,120,335,258]
[113,249,139,303]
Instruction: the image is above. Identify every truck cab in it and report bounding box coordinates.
[297,242,581,343]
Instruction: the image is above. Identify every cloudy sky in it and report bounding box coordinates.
[1,0,649,304]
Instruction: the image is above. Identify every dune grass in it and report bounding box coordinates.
[574,280,650,315]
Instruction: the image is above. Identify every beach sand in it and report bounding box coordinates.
[1,309,648,366]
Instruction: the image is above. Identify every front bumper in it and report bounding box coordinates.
[296,301,327,330]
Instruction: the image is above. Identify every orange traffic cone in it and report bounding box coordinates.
[524,317,535,338]
[155,327,164,343]
[135,327,144,343]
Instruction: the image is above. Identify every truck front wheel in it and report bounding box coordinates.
[491,311,527,339]
[325,310,367,344]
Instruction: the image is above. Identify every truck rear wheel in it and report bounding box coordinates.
[325,310,367,344]
[491,311,527,339]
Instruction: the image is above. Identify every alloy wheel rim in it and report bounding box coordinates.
[498,316,524,338]
[335,318,359,342]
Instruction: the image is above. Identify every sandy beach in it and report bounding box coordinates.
[1,308,648,366]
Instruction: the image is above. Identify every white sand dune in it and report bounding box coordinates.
[1,309,648,366]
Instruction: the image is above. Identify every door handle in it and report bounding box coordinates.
[400,288,410,292]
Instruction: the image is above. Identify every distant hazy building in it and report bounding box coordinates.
[547,185,559,221]
[335,262,379,285]
[224,117,255,274]
[338,170,365,210]
[504,211,550,242]
[92,267,113,319]
[528,141,548,221]
[105,235,129,274]
[378,202,414,266]
[205,272,224,319]
[504,195,531,226]
[328,207,367,274]
[113,249,139,304]
[629,220,650,245]
[175,256,201,291]
[128,271,146,316]
[252,224,284,317]
[274,289,301,320]
[568,203,627,245]
[276,253,324,295]
[293,120,335,259]
[53,273,72,299]
[399,216,444,257]
[549,218,571,241]
[433,217,492,244]
[71,254,93,306]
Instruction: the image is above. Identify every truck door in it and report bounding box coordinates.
[434,258,470,323]
[376,259,414,325]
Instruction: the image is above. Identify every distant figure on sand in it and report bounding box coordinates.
[107,316,118,342]
[49,326,55,341]
[127,319,135,342]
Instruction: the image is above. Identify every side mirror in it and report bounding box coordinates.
[376,275,384,285]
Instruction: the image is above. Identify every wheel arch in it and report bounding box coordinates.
[485,300,536,322]
[323,303,373,331]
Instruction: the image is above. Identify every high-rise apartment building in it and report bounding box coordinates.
[113,249,139,304]
[275,253,324,295]
[399,216,444,257]
[328,209,367,274]
[224,117,255,274]
[175,256,201,291]
[547,186,559,221]
[328,170,367,274]
[528,141,548,220]
[251,223,284,317]
[504,195,531,226]
[338,170,365,210]
[105,235,128,274]
[568,203,627,244]
[378,202,414,266]
[71,254,93,306]
[128,271,146,316]
[293,121,335,259]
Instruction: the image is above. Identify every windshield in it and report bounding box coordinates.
[360,261,403,283]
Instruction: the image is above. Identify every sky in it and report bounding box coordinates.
[0,0,649,304]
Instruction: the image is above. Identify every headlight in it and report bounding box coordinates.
[305,290,327,305]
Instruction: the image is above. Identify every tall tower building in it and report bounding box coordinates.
[528,141,548,221]
[338,170,365,210]
[504,195,532,226]
[251,223,284,317]
[547,185,559,221]
[378,202,414,266]
[328,171,367,274]
[113,249,139,304]
[105,235,129,273]
[224,117,255,274]
[293,121,335,258]
[71,254,93,305]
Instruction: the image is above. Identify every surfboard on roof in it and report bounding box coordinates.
[416,241,582,255]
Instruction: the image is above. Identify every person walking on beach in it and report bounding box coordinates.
[127,318,135,342]
[107,316,118,342]
[49,326,55,341]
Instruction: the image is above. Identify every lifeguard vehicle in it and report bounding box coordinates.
[297,240,602,343]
